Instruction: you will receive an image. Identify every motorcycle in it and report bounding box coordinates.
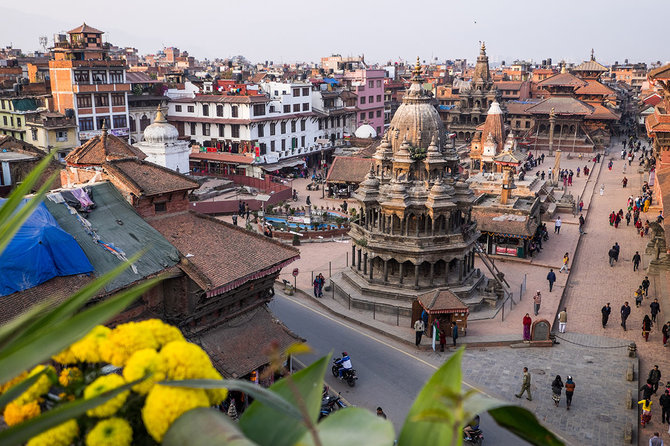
[463,428,484,445]
[331,358,358,387]
[319,395,347,420]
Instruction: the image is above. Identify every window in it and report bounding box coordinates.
[376,126,381,134]
[2,116,5,126]
[368,111,373,119]
[31,128,38,140]
[291,121,296,132]
[269,105,275,113]
[92,70,107,84]
[77,95,92,108]
[253,104,265,116]
[154,202,167,213]
[376,95,381,102]
[0,101,4,110]
[202,104,209,116]
[283,105,290,113]
[274,90,278,96]
[231,106,238,117]
[302,103,309,111]
[258,124,265,137]
[376,80,381,88]
[231,124,240,138]
[301,135,305,147]
[187,106,194,113]
[368,80,374,88]
[293,104,300,112]
[360,112,365,120]
[175,105,182,112]
[281,122,287,134]
[190,122,196,135]
[281,139,286,150]
[300,119,306,131]
[202,123,210,136]
[94,94,109,107]
[302,87,309,96]
[376,110,381,118]
[318,119,323,130]
[360,96,366,105]
[270,140,275,151]
[292,88,300,97]
[336,117,341,127]
[218,124,225,137]
[291,137,298,148]
[109,70,123,83]
[74,70,90,83]
[111,94,125,106]
[525,121,530,129]
[79,117,94,131]
[54,130,67,141]
[112,115,127,128]
[368,96,373,103]
[97,116,111,129]
[259,143,266,155]
[270,123,276,136]
[16,118,21,128]
[216,105,223,117]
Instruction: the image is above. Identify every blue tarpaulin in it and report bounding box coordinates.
[0,200,93,296]
[323,78,339,84]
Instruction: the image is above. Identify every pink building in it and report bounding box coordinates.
[339,69,386,136]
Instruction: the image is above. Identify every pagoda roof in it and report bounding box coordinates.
[585,104,620,121]
[648,64,670,81]
[417,289,468,315]
[493,151,523,164]
[525,97,593,115]
[537,72,587,88]
[66,131,147,166]
[575,80,616,96]
[67,23,104,34]
[572,60,608,73]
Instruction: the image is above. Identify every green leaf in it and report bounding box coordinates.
[0,301,52,350]
[488,405,564,446]
[164,408,260,446]
[0,378,139,446]
[239,355,330,446]
[397,348,464,446]
[0,369,47,411]
[162,379,301,420]
[297,407,396,446]
[0,276,162,384]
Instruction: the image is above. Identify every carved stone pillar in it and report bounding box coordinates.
[414,264,420,287]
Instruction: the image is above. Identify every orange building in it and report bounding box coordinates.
[49,23,131,143]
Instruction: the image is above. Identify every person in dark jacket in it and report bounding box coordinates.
[551,375,564,407]
[649,366,662,395]
[547,269,557,292]
[608,247,617,267]
[660,390,670,424]
[642,276,651,296]
[651,299,661,324]
[564,376,576,410]
[633,251,641,271]
[643,315,653,342]
[641,380,655,400]
[601,303,611,328]
[451,322,459,347]
[621,302,631,331]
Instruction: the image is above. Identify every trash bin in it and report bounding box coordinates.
[516,246,525,258]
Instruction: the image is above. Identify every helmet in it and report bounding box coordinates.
[342,352,348,356]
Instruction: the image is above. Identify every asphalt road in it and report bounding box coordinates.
[269,292,528,445]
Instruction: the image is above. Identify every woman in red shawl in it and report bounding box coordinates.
[523,313,532,341]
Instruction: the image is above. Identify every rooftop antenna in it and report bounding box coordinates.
[39,36,47,52]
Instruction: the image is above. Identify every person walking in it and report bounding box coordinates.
[376,407,387,419]
[639,398,653,427]
[602,303,612,328]
[621,302,631,331]
[551,375,564,407]
[547,269,557,292]
[559,253,569,273]
[642,380,656,400]
[515,367,532,401]
[643,276,651,296]
[564,376,575,410]
[451,321,459,347]
[633,251,642,271]
[636,287,645,308]
[608,246,617,267]
[523,313,532,341]
[558,308,567,333]
[660,390,670,424]
[651,299,661,324]
[649,432,664,446]
[643,315,653,342]
[614,242,620,262]
[414,318,425,347]
[650,366,663,395]
[533,291,542,316]
[578,214,585,234]
[554,216,562,234]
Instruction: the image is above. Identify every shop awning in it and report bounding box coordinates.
[261,157,306,172]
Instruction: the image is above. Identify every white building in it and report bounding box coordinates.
[134,108,190,173]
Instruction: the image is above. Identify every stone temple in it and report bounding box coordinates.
[334,60,505,312]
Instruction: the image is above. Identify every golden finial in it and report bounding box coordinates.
[550,107,555,117]
[155,104,167,123]
[413,56,422,78]
[480,41,486,55]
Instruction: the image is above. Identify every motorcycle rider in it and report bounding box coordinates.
[335,352,352,378]
[463,414,480,441]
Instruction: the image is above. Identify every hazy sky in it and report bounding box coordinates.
[1,1,668,65]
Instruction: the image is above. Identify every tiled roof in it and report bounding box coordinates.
[190,152,255,165]
[585,104,620,121]
[504,102,536,115]
[572,60,608,73]
[0,135,44,157]
[125,71,160,84]
[495,81,523,90]
[649,64,670,81]
[104,159,199,196]
[417,289,468,314]
[526,97,593,115]
[575,80,615,96]
[66,132,147,166]
[67,23,104,34]
[148,211,299,296]
[537,73,588,88]
[326,156,374,184]
[197,306,303,378]
[472,210,538,237]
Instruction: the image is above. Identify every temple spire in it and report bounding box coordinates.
[590,48,595,61]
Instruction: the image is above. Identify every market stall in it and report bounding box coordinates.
[412,289,469,338]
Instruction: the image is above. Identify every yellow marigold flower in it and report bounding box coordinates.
[202,367,228,405]
[136,319,185,347]
[85,417,133,446]
[26,419,79,446]
[99,322,158,367]
[159,341,214,380]
[0,371,28,394]
[142,385,210,442]
[52,347,78,365]
[58,367,82,387]
[3,400,41,426]
[84,375,129,418]
[70,325,111,363]
[15,365,55,405]
[123,348,166,395]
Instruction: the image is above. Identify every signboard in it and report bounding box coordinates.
[288,216,311,224]
[531,320,551,341]
[292,268,299,277]
[79,127,130,140]
[495,246,517,256]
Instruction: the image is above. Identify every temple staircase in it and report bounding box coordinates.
[473,240,511,296]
